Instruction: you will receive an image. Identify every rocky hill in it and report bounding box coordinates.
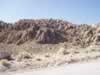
[0,19,99,47]
[0,19,100,72]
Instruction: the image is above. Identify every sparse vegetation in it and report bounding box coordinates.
[62,51,70,55]
[16,52,32,61]
[0,19,99,48]
[0,59,11,68]
[0,19,100,72]
[45,54,50,58]
[36,58,42,61]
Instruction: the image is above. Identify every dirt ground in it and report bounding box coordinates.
[0,19,100,72]
[0,41,100,72]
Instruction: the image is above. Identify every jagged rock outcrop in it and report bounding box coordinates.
[35,27,66,44]
[0,19,99,47]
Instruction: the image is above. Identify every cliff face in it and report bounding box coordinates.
[0,19,99,47]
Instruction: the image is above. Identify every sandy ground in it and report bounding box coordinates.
[1,61,100,75]
[0,19,100,75]
[0,44,100,73]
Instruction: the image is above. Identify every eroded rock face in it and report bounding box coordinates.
[94,27,100,45]
[0,19,71,45]
[0,19,100,47]
[35,27,65,44]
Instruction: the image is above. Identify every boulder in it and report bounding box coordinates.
[0,52,12,60]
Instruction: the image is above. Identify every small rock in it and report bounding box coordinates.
[0,52,12,60]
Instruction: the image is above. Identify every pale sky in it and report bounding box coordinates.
[0,0,100,24]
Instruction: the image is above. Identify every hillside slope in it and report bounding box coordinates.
[0,19,100,72]
[0,19,100,47]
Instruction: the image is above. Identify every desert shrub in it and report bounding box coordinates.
[36,58,42,61]
[16,52,32,61]
[45,54,50,58]
[0,59,11,68]
[62,51,70,55]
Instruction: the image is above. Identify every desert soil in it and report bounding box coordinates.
[0,42,100,72]
[0,19,100,73]
[2,61,100,75]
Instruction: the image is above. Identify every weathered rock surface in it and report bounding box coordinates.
[0,19,99,47]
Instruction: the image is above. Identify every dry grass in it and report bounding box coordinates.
[16,51,33,61]
[0,19,100,71]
